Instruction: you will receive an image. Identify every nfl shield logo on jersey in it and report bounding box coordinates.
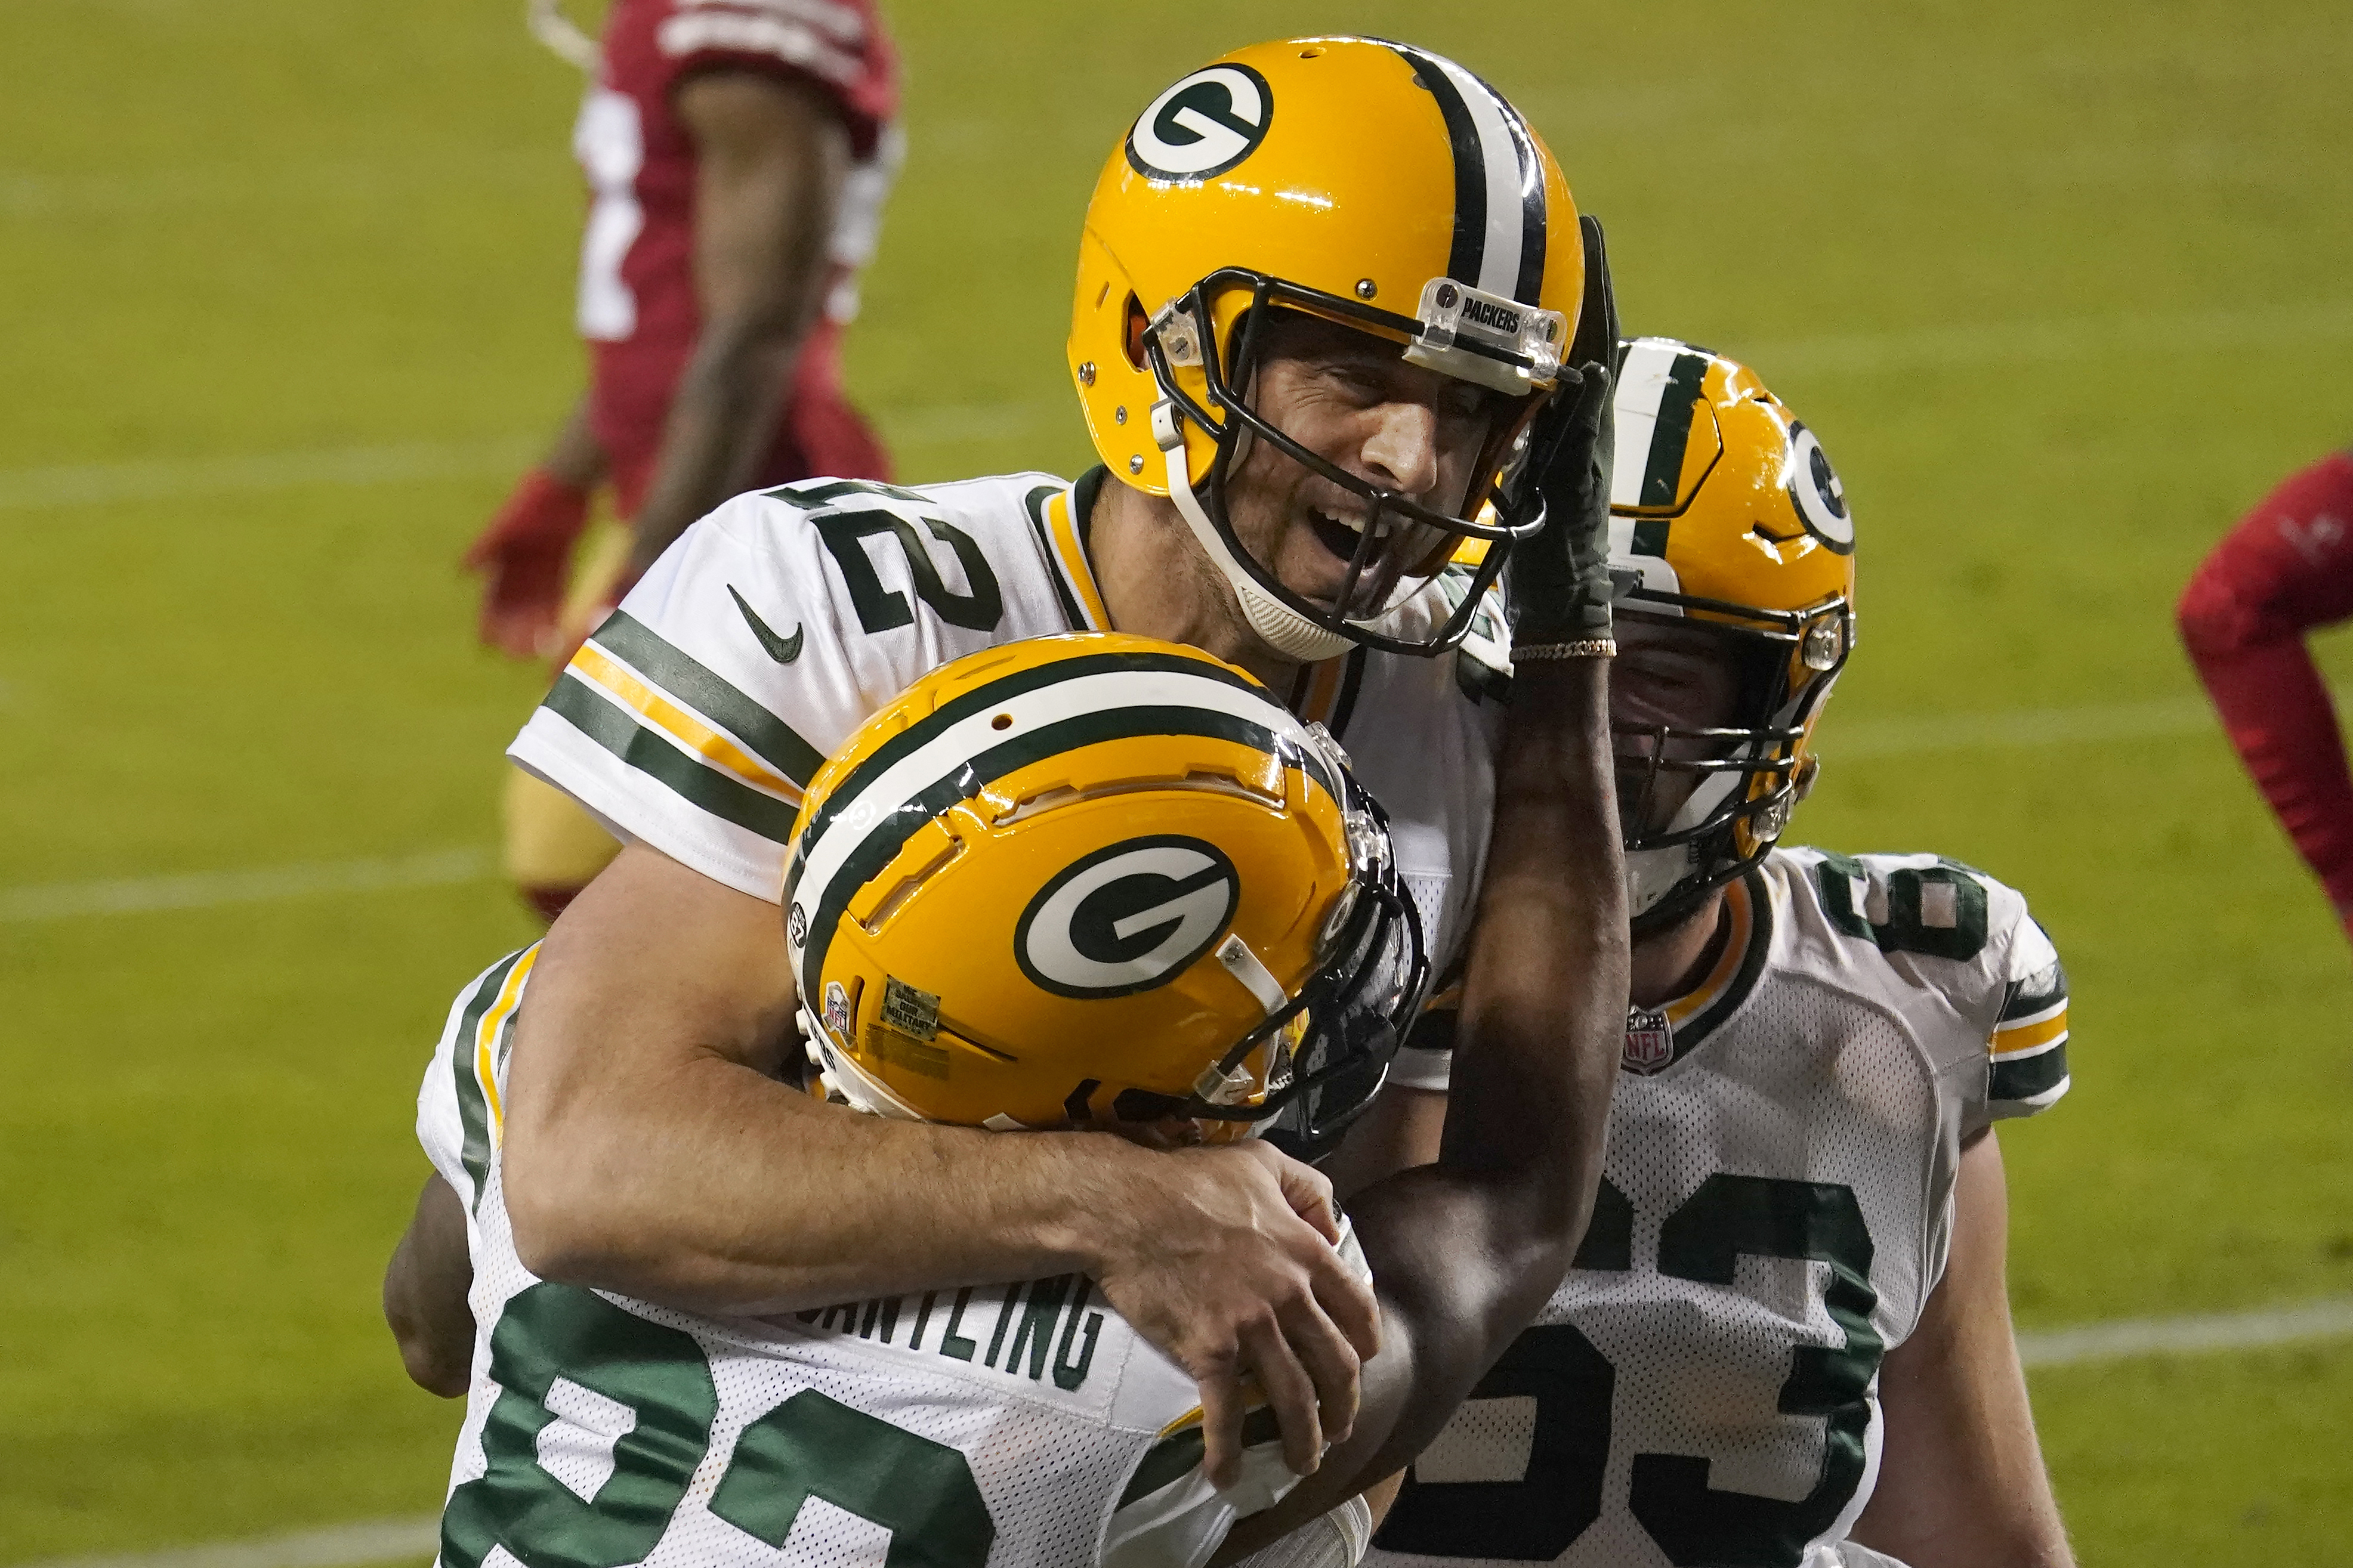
[1622,1007,1673,1075]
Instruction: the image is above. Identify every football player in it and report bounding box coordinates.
[410,35,1626,1486]
[461,0,902,920]
[2178,447,2353,945]
[1344,340,2076,1568]
[388,616,1625,1566]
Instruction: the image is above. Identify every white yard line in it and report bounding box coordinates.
[11,1295,2351,1568]
[2017,1295,2353,1368]
[5,299,2348,511]
[0,849,490,923]
[8,1517,441,1568]
[0,441,539,512]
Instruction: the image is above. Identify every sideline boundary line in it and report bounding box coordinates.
[13,1296,2353,1568]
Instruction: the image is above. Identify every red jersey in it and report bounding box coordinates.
[2178,449,2353,932]
[573,0,901,514]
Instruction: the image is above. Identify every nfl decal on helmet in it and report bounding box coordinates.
[1069,38,1586,661]
[784,632,1428,1145]
[1607,336,1858,932]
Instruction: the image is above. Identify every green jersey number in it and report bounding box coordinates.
[814,508,1005,634]
[442,1284,996,1568]
[1811,853,1989,962]
[1376,1174,1883,1568]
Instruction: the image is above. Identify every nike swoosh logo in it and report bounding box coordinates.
[728,584,803,664]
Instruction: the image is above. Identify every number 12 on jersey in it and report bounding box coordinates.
[1376,1173,1883,1568]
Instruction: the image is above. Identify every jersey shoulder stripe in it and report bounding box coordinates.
[443,946,535,1211]
[509,472,1079,901]
[1988,953,2070,1115]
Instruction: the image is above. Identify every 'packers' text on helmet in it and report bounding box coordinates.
[1607,336,1857,933]
[1069,37,1584,662]
[783,633,1427,1146]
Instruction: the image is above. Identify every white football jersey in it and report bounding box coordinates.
[1367,847,2070,1568]
[416,947,1367,1568]
[507,468,1506,1059]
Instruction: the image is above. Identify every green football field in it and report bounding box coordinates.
[3,0,2349,1561]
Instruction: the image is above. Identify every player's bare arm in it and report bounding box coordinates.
[626,69,850,573]
[382,1174,475,1397]
[1849,1130,2074,1568]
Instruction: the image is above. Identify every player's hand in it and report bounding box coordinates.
[464,467,592,658]
[1091,1139,1381,1488]
[1508,214,1620,648]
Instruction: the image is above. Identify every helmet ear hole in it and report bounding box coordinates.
[1124,294,1150,370]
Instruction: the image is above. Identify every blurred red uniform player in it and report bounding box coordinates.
[2178,449,2353,942]
[465,0,900,920]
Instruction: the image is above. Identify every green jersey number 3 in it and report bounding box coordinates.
[441,1284,996,1568]
[1375,1174,1883,1568]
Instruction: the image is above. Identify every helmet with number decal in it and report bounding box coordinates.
[1068,37,1584,663]
[783,632,1426,1146]
[1607,336,1857,933]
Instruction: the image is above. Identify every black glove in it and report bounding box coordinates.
[1507,214,1620,647]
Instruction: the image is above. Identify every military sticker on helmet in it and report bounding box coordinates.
[1623,1006,1673,1075]
[1016,835,1240,1000]
[1786,421,1854,553]
[881,976,943,1043]
[1125,64,1273,183]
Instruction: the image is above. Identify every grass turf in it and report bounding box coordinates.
[2,0,2349,1558]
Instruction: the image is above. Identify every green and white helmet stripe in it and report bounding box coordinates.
[1609,337,1715,512]
[783,648,1344,1012]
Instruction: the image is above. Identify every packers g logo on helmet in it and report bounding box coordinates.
[1015,836,1240,999]
[783,632,1426,1143]
[1126,65,1272,182]
[1607,336,1859,933]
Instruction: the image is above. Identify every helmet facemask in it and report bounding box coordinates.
[1142,273,1559,659]
[1614,587,1852,937]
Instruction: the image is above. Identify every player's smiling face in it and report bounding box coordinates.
[1221,311,1515,622]
[1612,618,1748,837]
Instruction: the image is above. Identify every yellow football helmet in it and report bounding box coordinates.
[782,632,1426,1145]
[1606,336,1858,931]
[1068,37,1584,662]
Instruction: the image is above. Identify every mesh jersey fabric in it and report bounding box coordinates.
[416,949,1366,1568]
[1364,847,2068,1568]
[505,469,1506,985]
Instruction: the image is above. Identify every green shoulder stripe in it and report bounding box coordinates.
[450,951,525,1214]
[1990,1043,2069,1104]
[591,611,825,787]
[545,674,801,843]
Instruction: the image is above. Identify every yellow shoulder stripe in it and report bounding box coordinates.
[474,944,538,1143]
[570,641,804,806]
[1992,1009,2068,1057]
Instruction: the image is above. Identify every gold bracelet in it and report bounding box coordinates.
[1512,638,1617,661]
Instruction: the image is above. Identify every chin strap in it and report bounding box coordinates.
[1156,401,1358,663]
